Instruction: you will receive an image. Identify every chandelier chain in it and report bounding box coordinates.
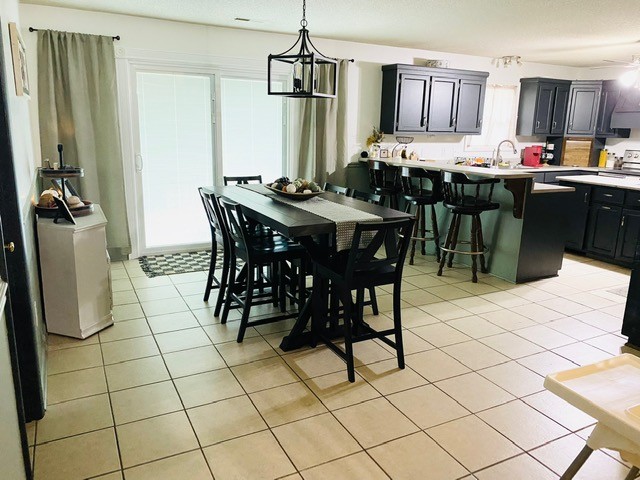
[300,0,308,28]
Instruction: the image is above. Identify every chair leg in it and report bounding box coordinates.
[559,445,594,480]
[437,214,456,276]
[368,287,379,315]
[278,261,287,312]
[271,261,279,307]
[470,215,479,283]
[237,263,255,343]
[420,205,427,256]
[431,204,441,263]
[392,283,405,370]
[221,253,237,324]
[340,290,356,383]
[203,243,217,302]
[214,247,230,317]
[447,213,462,268]
[476,214,488,274]
[408,203,419,265]
[355,289,365,331]
[624,467,639,480]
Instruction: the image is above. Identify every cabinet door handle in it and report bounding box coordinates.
[451,117,457,128]
[622,216,626,227]
[602,206,611,210]
[603,193,613,197]
[535,120,540,128]
[584,192,588,203]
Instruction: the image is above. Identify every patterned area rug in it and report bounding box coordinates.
[139,250,221,277]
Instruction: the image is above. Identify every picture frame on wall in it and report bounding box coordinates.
[9,23,30,98]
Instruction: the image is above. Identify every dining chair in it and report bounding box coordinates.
[350,189,384,205]
[219,197,308,342]
[323,182,351,196]
[198,188,232,317]
[223,175,263,185]
[312,217,415,382]
[349,189,385,318]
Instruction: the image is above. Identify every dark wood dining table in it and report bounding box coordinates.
[202,183,413,351]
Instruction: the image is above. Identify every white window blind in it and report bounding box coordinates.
[137,72,213,248]
[465,85,518,152]
[220,78,286,182]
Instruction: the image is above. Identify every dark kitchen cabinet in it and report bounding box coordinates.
[551,85,570,135]
[586,203,622,257]
[456,78,486,133]
[427,76,458,132]
[596,80,631,138]
[396,74,429,132]
[616,209,640,262]
[560,182,591,251]
[379,64,488,135]
[516,78,572,136]
[565,81,602,136]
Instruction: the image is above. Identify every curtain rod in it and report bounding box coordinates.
[28,27,121,41]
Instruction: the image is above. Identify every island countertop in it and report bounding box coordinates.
[353,158,576,283]
[556,174,640,191]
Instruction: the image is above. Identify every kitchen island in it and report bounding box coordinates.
[351,159,575,283]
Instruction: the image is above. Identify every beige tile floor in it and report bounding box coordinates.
[29,252,639,479]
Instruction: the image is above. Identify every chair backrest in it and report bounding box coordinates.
[218,197,250,252]
[223,175,263,186]
[344,218,414,282]
[440,171,499,206]
[350,189,384,205]
[198,187,228,247]
[323,183,351,196]
[368,160,398,189]
[399,166,442,199]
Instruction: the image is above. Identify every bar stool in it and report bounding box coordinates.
[323,183,351,196]
[399,166,442,264]
[368,160,400,210]
[437,172,499,283]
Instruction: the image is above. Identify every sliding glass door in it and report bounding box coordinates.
[129,68,288,256]
[133,70,215,255]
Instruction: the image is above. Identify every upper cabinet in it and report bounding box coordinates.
[379,64,489,135]
[565,81,602,136]
[516,78,571,136]
[596,80,631,138]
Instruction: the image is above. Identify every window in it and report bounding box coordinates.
[220,78,287,182]
[465,85,518,152]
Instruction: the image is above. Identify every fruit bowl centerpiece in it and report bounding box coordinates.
[265,177,324,200]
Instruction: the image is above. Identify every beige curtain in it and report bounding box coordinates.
[298,59,349,186]
[37,30,130,260]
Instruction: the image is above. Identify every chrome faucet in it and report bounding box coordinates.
[494,139,517,166]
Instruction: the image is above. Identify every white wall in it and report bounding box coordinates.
[18,4,640,166]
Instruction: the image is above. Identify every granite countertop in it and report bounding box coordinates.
[556,174,640,191]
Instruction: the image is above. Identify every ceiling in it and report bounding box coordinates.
[20,0,640,67]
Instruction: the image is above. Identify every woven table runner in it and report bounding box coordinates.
[270,195,382,251]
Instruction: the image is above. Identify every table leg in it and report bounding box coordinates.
[624,466,639,480]
[560,445,594,480]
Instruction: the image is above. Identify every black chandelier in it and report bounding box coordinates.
[267,0,338,98]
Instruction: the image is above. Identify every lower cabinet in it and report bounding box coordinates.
[562,183,591,251]
[616,209,640,262]
[586,204,622,257]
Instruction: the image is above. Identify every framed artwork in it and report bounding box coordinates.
[8,23,30,98]
[379,148,390,158]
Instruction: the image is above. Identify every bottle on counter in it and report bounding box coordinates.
[598,149,608,168]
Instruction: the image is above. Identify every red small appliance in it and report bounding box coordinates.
[522,146,543,167]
